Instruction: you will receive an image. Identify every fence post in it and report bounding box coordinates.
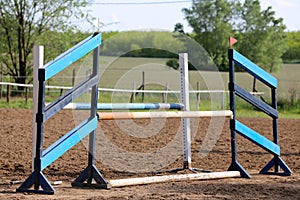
[6,85,10,103]
[86,69,92,76]
[130,82,136,103]
[47,80,50,96]
[221,91,225,110]
[196,82,200,110]
[72,69,76,87]
[162,83,169,103]
[142,71,145,102]
[0,69,2,99]
[25,87,28,104]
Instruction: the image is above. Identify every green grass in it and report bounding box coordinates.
[99,57,300,101]
[36,56,299,100]
[0,98,33,109]
[234,98,300,119]
[1,56,299,119]
[0,96,299,119]
[236,108,300,119]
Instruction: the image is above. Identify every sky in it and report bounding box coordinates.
[78,0,300,32]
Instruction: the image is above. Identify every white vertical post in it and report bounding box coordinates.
[179,53,191,169]
[32,46,44,171]
[131,82,136,103]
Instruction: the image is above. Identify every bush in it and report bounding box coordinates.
[277,98,300,111]
[166,58,179,70]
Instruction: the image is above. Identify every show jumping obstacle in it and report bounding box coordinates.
[17,33,104,194]
[17,35,291,194]
[227,49,292,178]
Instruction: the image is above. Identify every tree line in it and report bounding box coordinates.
[283,31,300,62]
[1,0,300,87]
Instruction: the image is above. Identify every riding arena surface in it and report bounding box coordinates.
[0,108,299,199]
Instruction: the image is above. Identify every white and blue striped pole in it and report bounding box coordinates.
[63,102,184,110]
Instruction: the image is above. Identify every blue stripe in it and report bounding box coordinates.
[43,33,101,81]
[232,50,277,88]
[41,117,98,170]
[235,120,280,156]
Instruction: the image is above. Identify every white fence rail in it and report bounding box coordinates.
[0,81,229,94]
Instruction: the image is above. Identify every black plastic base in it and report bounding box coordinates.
[16,171,55,195]
[71,164,109,189]
[228,160,251,179]
[260,156,292,176]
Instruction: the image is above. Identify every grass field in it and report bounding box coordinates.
[35,55,299,98]
[97,56,299,107]
[0,56,299,118]
[97,56,299,95]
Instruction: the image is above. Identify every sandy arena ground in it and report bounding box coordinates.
[0,108,299,199]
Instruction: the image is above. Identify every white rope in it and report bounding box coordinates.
[0,82,264,95]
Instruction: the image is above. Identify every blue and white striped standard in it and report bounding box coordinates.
[63,103,184,110]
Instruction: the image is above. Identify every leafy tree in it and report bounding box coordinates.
[0,0,90,86]
[173,20,217,71]
[183,0,238,70]
[182,0,287,73]
[232,0,287,92]
[36,30,90,64]
[283,31,300,61]
[235,0,287,73]
[174,23,185,34]
[101,31,184,58]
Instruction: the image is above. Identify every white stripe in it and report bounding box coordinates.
[98,110,233,120]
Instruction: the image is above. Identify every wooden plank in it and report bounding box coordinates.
[235,120,280,156]
[98,110,233,120]
[43,33,101,81]
[109,171,240,188]
[234,83,278,118]
[44,75,99,121]
[230,49,277,88]
[41,117,98,170]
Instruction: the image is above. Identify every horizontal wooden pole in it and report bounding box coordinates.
[108,171,240,188]
[98,110,233,120]
[59,102,184,110]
